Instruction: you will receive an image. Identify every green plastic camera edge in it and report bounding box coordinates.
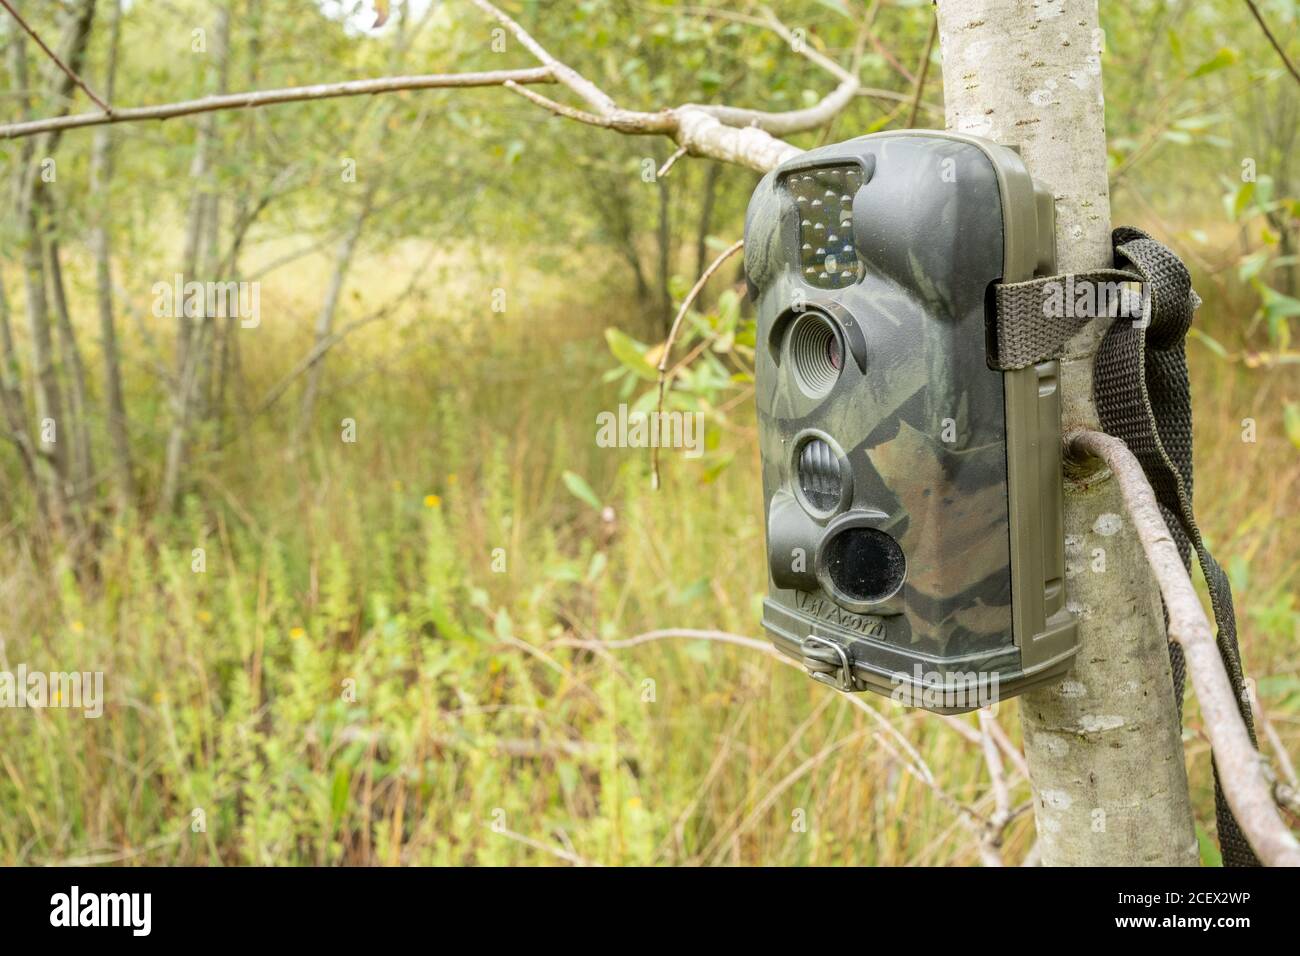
[898,130,1079,689]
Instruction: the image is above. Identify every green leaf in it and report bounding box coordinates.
[493,607,513,641]
[1227,554,1250,594]
[1235,181,1257,219]
[1173,113,1225,132]
[716,289,740,328]
[1196,824,1223,867]
[1261,286,1300,320]
[683,640,713,663]
[813,0,853,17]
[700,450,735,483]
[669,578,710,605]
[1236,249,1267,280]
[561,470,602,510]
[1284,402,1300,450]
[330,768,351,825]
[1167,28,1183,63]
[1190,47,1239,78]
[546,561,585,584]
[604,328,658,381]
[426,591,470,643]
[1188,328,1229,359]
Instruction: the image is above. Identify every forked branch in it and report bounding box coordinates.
[0,0,110,112]
[1,1,864,174]
[471,0,853,172]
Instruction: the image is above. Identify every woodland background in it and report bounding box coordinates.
[0,0,1297,865]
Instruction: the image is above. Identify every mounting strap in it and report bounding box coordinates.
[993,226,1261,867]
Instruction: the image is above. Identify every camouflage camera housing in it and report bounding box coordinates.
[744,131,1079,713]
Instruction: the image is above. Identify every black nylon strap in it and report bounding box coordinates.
[1095,227,1259,867]
[992,228,1261,866]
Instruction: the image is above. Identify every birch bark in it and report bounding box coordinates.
[935,0,1198,865]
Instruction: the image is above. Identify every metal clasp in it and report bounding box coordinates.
[801,635,856,693]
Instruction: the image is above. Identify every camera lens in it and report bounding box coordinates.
[823,527,906,604]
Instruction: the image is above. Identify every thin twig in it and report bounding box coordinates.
[976,710,1013,866]
[1068,428,1300,866]
[552,626,939,787]
[502,79,615,127]
[0,0,111,112]
[493,827,596,866]
[657,145,688,178]
[0,68,557,139]
[1245,0,1300,87]
[0,0,830,175]
[650,238,745,489]
[551,627,771,655]
[906,12,938,128]
[1247,681,1299,790]
[469,0,616,112]
[1277,782,1300,818]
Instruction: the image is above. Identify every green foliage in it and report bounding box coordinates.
[0,0,1297,867]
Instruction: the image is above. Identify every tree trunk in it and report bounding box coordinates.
[214,0,265,447]
[8,25,73,531]
[695,161,722,278]
[935,0,1197,865]
[656,164,673,331]
[47,235,96,503]
[296,189,375,438]
[0,279,43,508]
[161,2,230,512]
[89,0,134,509]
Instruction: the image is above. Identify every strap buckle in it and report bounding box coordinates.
[801,635,857,693]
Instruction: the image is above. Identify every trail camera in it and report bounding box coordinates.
[745,131,1078,713]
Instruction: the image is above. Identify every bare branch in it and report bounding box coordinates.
[906,12,938,128]
[493,827,595,866]
[976,710,1013,866]
[550,626,940,788]
[689,77,859,137]
[680,5,862,135]
[0,68,557,140]
[1245,0,1300,88]
[674,108,803,170]
[1068,429,1300,867]
[472,0,822,172]
[502,79,620,129]
[656,145,688,178]
[469,0,615,112]
[683,2,940,118]
[550,627,773,655]
[0,0,111,112]
[1246,681,1299,791]
[0,0,838,175]
[1278,781,1300,819]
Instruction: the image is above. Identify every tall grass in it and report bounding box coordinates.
[0,239,1295,866]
